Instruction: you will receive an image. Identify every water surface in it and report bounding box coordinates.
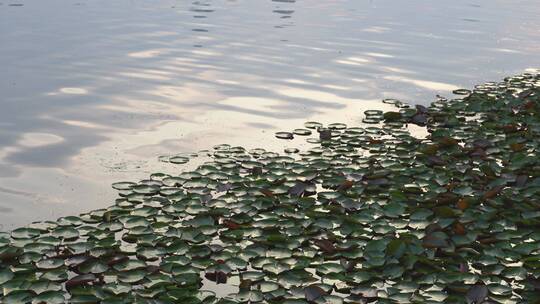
[1,0,539,229]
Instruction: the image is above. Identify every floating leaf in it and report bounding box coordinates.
[304,121,323,129]
[36,258,64,270]
[305,285,327,302]
[423,232,449,248]
[293,129,312,136]
[275,132,294,140]
[31,291,65,304]
[466,284,488,304]
[65,274,97,290]
[170,156,190,164]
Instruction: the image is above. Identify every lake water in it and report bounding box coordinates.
[1,0,539,229]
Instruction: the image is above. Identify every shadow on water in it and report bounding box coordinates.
[0,0,539,228]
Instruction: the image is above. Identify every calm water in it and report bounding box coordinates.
[1,0,539,229]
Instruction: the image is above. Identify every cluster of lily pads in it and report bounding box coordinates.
[2,72,540,303]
